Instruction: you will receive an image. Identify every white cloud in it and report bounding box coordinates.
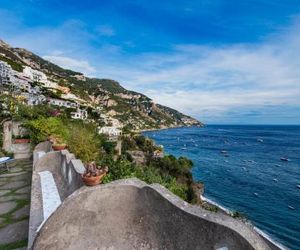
[43,55,96,75]
[93,19,300,123]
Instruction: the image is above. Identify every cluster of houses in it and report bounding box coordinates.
[0,59,123,138]
[0,59,89,120]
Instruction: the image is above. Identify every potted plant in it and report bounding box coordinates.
[82,161,108,186]
[13,134,31,144]
[51,136,68,151]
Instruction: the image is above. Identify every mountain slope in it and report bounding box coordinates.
[0,39,203,130]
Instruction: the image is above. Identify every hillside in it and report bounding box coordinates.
[0,39,202,130]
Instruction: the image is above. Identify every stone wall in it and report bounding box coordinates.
[28,142,85,249]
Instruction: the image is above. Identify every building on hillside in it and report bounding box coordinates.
[22,92,46,106]
[98,126,122,139]
[30,94,46,106]
[109,118,123,128]
[23,66,47,83]
[43,80,58,89]
[10,73,31,90]
[71,109,88,120]
[28,86,41,95]
[61,93,85,103]
[48,98,79,108]
[0,61,12,85]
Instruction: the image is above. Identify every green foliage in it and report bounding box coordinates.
[102,158,137,183]
[40,87,62,99]
[13,104,52,121]
[149,155,193,177]
[67,124,102,164]
[122,134,161,154]
[0,55,23,72]
[24,117,68,144]
[165,178,189,201]
[101,153,195,202]
[121,136,137,152]
[102,141,116,155]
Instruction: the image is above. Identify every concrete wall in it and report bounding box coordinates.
[28,142,85,249]
[33,179,272,250]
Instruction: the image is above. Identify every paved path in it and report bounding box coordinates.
[0,159,32,250]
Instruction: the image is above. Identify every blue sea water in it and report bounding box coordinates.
[144,125,300,250]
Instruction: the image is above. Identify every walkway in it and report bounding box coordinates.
[0,159,32,250]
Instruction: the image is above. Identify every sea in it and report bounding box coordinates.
[144,125,300,250]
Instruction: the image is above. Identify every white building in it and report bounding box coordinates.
[71,109,88,120]
[23,66,47,83]
[19,92,45,106]
[0,61,12,84]
[10,72,31,90]
[98,126,122,137]
[43,80,58,89]
[48,98,79,108]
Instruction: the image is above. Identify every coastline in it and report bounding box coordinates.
[201,194,286,250]
[139,124,204,133]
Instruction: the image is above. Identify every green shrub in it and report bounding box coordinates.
[14,104,52,121]
[102,159,137,183]
[25,117,68,144]
[102,141,116,155]
[0,55,23,72]
[67,124,101,164]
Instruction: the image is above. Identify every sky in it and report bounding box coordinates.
[1,0,300,124]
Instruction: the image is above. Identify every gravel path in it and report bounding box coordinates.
[0,159,32,249]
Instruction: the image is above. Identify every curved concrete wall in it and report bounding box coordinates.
[33,179,271,250]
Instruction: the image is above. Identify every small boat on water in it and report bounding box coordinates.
[254,193,259,197]
[181,144,187,150]
[220,150,227,154]
[288,205,295,210]
[273,178,278,182]
[297,185,300,189]
[280,157,290,162]
[257,138,264,143]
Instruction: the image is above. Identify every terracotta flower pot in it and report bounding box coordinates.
[82,173,106,186]
[14,138,30,144]
[52,144,67,151]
